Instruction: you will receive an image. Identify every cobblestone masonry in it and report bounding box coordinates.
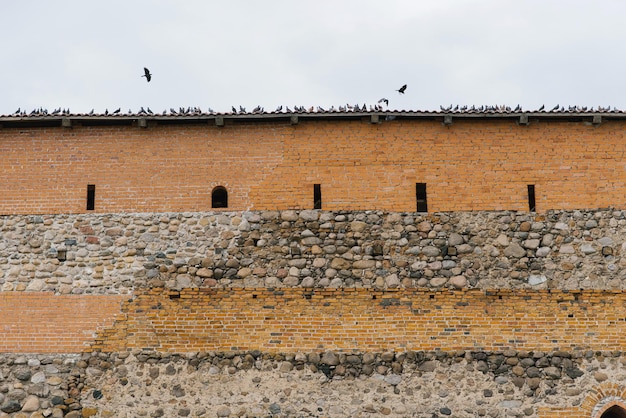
[1,209,626,294]
[1,119,626,214]
[1,351,626,417]
[3,209,626,416]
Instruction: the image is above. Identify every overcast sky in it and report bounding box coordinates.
[2,0,626,115]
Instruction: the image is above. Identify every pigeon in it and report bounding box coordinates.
[396,84,407,94]
[378,98,389,106]
[538,104,545,111]
[142,67,152,82]
[275,105,283,112]
[232,106,237,113]
[551,104,559,111]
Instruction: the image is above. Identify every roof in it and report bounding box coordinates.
[0,105,622,128]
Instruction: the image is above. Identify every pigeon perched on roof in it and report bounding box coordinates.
[142,67,152,82]
[396,84,407,94]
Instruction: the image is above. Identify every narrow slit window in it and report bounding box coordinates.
[86,184,95,211]
[313,184,321,209]
[527,184,536,212]
[211,186,228,208]
[416,183,427,212]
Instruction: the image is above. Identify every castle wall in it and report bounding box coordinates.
[0,209,625,416]
[3,114,626,416]
[1,209,624,295]
[0,350,624,417]
[1,119,625,214]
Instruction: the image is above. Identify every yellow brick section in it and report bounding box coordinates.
[1,119,625,213]
[91,288,626,353]
[539,382,626,417]
[0,293,127,353]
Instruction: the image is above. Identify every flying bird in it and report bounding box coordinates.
[378,98,389,106]
[142,67,152,82]
[396,84,407,94]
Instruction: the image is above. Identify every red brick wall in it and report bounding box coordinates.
[0,118,624,214]
[0,293,127,353]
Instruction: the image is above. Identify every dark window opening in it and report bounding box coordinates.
[527,184,536,212]
[601,405,626,418]
[56,249,67,262]
[313,184,321,209]
[416,183,427,212]
[212,186,228,208]
[86,184,95,211]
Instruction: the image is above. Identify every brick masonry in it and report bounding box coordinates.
[3,115,626,416]
[0,288,624,355]
[85,287,626,353]
[0,293,126,353]
[1,118,626,214]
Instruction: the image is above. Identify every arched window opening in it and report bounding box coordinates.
[601,405,626,418]
[211,186,228,209]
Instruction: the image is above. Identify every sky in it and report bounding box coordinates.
[2,0,626,115]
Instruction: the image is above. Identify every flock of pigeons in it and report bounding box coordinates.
[3,68,621,117]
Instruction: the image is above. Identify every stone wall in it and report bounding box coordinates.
[3,209,626,417]
[1,350,626,417]
[1,209,624,294]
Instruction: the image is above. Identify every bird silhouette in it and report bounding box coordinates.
[378,98,389,106]
[142,67,152,82]
[396,84,407,94]
[538,104,545,111]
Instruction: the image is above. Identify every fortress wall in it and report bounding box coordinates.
[0,350,624,417]
[1,119,626,214]
[0,208,625,416]
[89,287,626,354]
[0,209,624,295]
[2,207,626,416]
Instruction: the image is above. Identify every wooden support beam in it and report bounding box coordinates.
[370,114,380,124]
[138,118,147,128]
[443,115,453,126]
[290,115,299,125]
[61,118,72,128]
[215,116,224,127]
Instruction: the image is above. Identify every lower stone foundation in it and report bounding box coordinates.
[1,351,626,417]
